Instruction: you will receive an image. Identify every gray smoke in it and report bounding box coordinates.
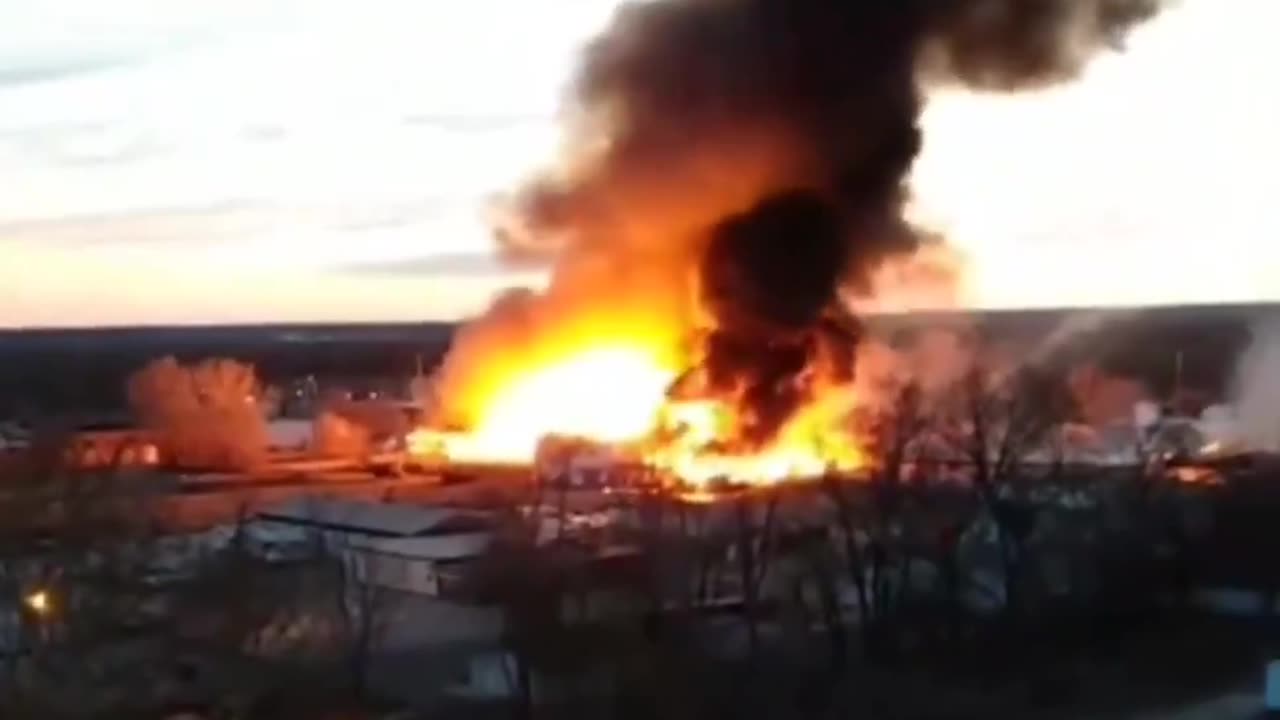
[1230,320,1280,452]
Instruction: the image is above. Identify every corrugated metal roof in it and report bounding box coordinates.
[348,532,491,560]
[256,497,483,538]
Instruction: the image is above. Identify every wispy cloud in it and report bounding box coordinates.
[400,114,550,132]
[0,200,265,247]
[342,253,547,278]
[2,0,1278,327]
[0,56,137,88]
[0,0,618,326]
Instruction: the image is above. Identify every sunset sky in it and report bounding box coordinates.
[1,0,1277,328]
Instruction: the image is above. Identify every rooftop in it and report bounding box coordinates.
[256,497,489,538]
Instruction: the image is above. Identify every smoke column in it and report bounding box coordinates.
[1230,321,1280,452]
[437,0,1169,445]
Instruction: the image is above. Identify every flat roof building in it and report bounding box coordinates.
[250,497,492,596]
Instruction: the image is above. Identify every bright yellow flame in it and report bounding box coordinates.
[649,387,864,487]
[645,381,865,486]
[408,330,868,487]
[412,345,677,463]
[483,346,674,442]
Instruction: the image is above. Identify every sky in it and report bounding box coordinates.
[0,0,1277,328]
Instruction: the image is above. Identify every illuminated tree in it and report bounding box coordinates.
[127,356,269,471]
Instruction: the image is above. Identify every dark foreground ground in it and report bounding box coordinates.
[409,612,1272,720]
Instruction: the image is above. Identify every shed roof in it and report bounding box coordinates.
[348,532,491,561]
[256,497,487,538]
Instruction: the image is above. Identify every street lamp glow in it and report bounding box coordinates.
[25,589,51,615]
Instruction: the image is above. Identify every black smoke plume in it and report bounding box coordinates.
[498,0,1167,448]
[687,192,859,444]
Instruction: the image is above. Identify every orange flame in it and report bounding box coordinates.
[408,327,868,487]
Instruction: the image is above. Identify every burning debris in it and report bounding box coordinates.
[416,0,1169,488]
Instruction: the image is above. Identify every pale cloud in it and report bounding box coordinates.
[0,0,1277,327]
[912,0,1280,309]
[0,242,513,327]
[0,0,615,327]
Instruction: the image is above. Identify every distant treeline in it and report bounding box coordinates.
[0,323,454,417]
[1,303,1273,419]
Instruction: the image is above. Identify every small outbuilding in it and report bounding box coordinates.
[250,497,492,596]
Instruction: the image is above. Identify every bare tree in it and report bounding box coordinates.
[330,541,403,701]
[0,445,414,717]
[127,356,270,472]
[818,380,929,659]
[790,519,848,669]
[730,488,780,660]
[469,502,559,719]
[0,443,196,715]
[938,363,1073,619]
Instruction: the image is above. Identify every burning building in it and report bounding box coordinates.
[411,0,1170,490]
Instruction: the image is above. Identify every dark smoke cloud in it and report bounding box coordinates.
[501,0,1167,447]
[702,192,846,337]
[692,193,859,443]
[921,0,1166,88]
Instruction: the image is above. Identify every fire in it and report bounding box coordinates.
[408,333,868,487]
[650,384,865,486]
[411,344,678,464]
[398,0,1168,493]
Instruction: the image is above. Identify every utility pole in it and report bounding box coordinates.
[1172,349,1185,413]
